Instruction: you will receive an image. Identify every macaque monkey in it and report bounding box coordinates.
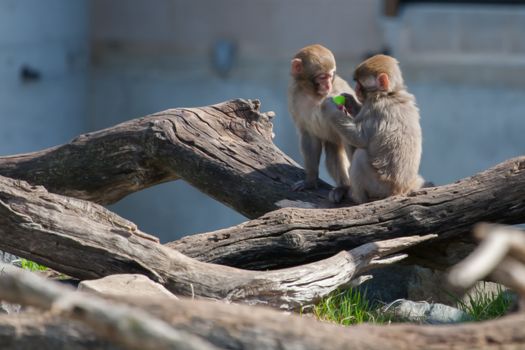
[322,54,424,204]
[288,44,356,203]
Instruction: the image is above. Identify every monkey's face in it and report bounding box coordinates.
[312,69,335,97]
[291,45,337,98]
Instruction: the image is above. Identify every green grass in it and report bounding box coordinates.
[313,284,511,326]
[19,258,48,272]
[313,288,392,325]
[455,283,512,321]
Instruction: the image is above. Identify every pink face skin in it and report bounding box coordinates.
[314,71,334,97]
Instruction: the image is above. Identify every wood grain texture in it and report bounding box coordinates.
[0,313,120,350]
[0,177,429,310]
[1,265,524,350]
[0,99,333,218]
[168,156,525,269]
[0,266,217,350]
[2,296,525,350]
[2,99,522,271]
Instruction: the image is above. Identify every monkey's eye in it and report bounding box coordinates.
[316,73,331,80]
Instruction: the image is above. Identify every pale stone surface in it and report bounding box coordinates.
[0,250,17,264]
[386,300,470,324]
[78,274,178,299]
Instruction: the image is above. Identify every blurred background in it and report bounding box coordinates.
[0,0,524,242]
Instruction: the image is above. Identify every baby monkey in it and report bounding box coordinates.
[288,44,356,203]
[322,54,425,204]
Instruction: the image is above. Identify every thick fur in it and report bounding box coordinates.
[321,56,424,204]
[288,45,356,202]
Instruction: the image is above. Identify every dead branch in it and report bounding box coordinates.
[0,99,332,218]
[449,224,525,296]
[0,313,118,350]
[1,266,525,350]
[0,174,432,310]
[0,264,217,350]
[168,157,525,269]
[1,100,524,270]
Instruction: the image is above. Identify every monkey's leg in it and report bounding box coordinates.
[351,149,398,203]
[325,142,351,203]
[349,149,371,204]
[292,131,322,191]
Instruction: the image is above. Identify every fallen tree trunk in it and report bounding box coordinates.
[0,265,217,350]
[0,99,332,218]
[0,175,431,310]
[4,305,525,350]
[1,100,524,270]
[168,156,525,269]
[0,313,120,350]
[449,223,525,295]
[1,266,525,350]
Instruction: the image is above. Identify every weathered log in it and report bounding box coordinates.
[1,268,525,350]
[0,313,120,350]
[0,265,217,350]
[0,99,333,218]
[449,224,525,296]
[0,175,431,310]
[168,156,525,269]
[4,307,525,350]
[1,99,524,270]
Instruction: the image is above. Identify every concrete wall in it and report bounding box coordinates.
[0,0,89,155]
[90,0,384,60]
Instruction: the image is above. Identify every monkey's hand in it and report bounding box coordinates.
[321,97,349,119]
[322,99,367,148]
[341,93,361,116]
[291,179,318,191]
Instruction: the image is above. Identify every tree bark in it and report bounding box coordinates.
[1,276,525,350]
[0,265,218,350]
[4,263,525,350]
[0,313,121,350]
[108,299,525,350]
[168,156,525,269]
[0,176,431,310]
[0,99,333,219]
[1,99,523,270]
[449,224,525,296]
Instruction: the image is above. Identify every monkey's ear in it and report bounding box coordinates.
[377,73,390,91]
[291,58,303,76]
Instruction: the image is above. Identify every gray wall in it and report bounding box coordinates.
[0,0,89,155]
[89,0,384,60]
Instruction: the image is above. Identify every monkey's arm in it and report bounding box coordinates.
[321,99,367,148]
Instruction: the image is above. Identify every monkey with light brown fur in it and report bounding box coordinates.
[288,44,356,203]
[321,54,425,204]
